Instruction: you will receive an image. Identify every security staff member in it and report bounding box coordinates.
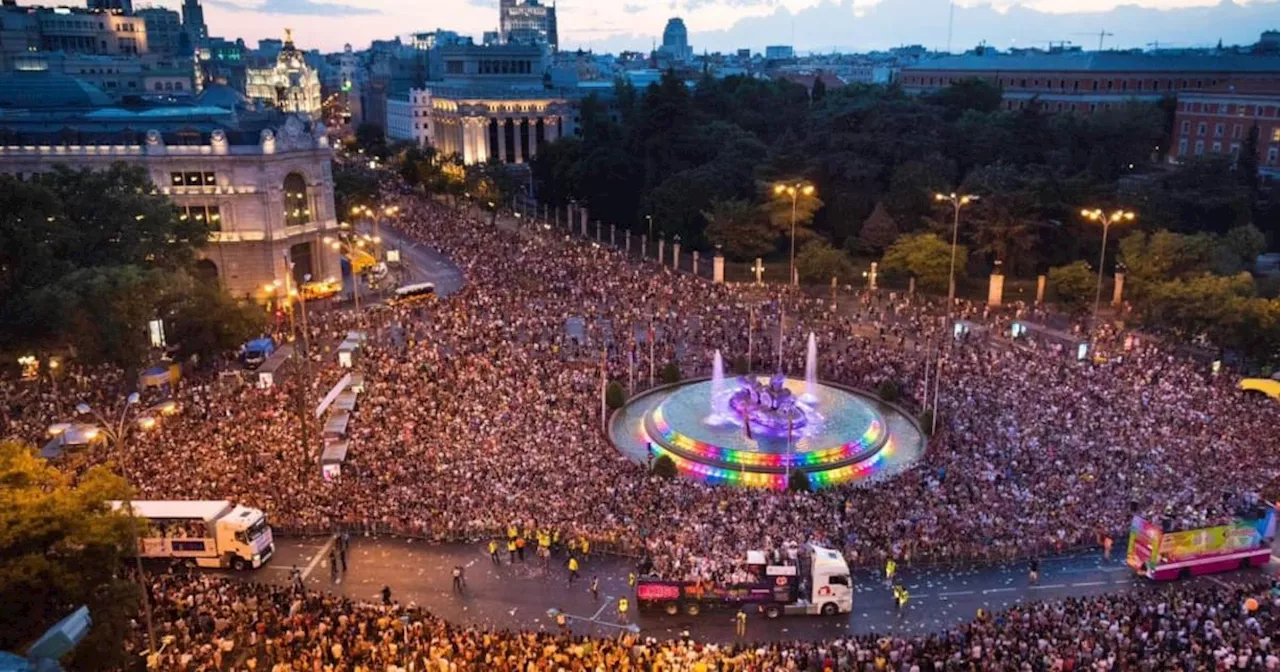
[617,596,630,624]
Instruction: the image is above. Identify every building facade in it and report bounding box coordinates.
[901,53,1280,114]
[137,7,186,57]
[660,18,692,62]
[0,107,342,297]
[0,5,149,58]
[1169,79,1280,176]
[385,88,432,147]
[4,51,195,97]
[499,0,557,51]
[246,30,322,118]
[181,0,206,47]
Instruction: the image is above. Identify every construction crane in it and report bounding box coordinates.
[1073,30,1115,51]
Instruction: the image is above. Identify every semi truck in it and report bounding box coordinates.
[110,500,274,570]
[636,544,852,618]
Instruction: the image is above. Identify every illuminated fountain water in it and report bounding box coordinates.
[709,350,727,418]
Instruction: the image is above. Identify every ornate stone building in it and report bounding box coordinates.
[246,30,322,118]
[0,79,341,298]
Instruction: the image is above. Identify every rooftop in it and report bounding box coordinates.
[905,52,1280,74]
[0,72,111,109]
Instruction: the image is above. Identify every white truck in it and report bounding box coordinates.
[637,544,853,618]
[111,500,274,570]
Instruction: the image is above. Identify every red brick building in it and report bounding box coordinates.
[1168,78,1280,176]
[901,52,1280,115]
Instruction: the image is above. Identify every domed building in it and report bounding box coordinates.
[245,29,322,118]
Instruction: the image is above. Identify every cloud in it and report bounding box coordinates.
[205,0,381,16]
[623,3,648,12]
[467,0,498,7]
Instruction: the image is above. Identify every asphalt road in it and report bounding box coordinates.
[364,222,465,298]
[233,536,1274,644]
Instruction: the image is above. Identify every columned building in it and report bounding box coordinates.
[0,75,341,297]
[387,42,577,165]
[245,30,322,118]
[426,88,571,164]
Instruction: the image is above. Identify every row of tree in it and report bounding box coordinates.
[0,165,265,371]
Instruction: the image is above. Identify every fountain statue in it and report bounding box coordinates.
[728,373,807,436]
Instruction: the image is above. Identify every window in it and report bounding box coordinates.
[1212,142,1222,153]
[1214,123,1224,137]
[445,60,463,75]
[1230,143,1241,163]
[283,173,309,227]
[828,575,850,586]
[1269,147,1278,165]
[1180,121,1190,135]
[177,205,221,229]
[1197,123,1207,136]
[1219,103,1228,114]
[1272,128,1280,143]
[1233,124,1242,139]
[1178,138,1188,156]
[1194,140,1204,155]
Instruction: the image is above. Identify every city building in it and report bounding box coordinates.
[385,87,432,148]
[499,0,557,51]
[4,51,194,97]
[86,0,132,13]
[0,4,149,58]
[1169,78,1280,176]
[181,0,206,47]
[0,71,342,297]
[137,7,186,57]
[901,52,1280,113]
[410,29,470,52]
[245,30,322,118]
[659,18,692,63]
[390,43,574,165]
[765,45,794,61]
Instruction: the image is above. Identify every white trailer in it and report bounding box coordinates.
[111,500,274,570]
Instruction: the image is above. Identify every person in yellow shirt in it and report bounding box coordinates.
[734,608,747,637]
[567,556,579,585]
[488,539,500,565]
[884,558,896,587]
[617,596,629,624]
[507,538,517,564]
[581,538,590,557]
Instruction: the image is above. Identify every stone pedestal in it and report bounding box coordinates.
[567,205,575,231]
[987,273,1006,307]
[753,258,764,285]
[595,220,601,242]
[672,242,681,269]
[610,224,616,247]
[692,251,699,275]
[713,254,725,283]
[908,276,916,295]
[580,209,588,237]
[657,238,666,266]
[1112,272,1125,306]
[1036,274,1047,304]
[625,232,632,253]
[641,234,647,258]
[868,262,879,290]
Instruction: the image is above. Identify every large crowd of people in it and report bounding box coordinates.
[4,172,1279,578]
[5,165,1280,667]
[139,571,1280,671]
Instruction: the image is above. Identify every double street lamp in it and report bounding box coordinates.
[1080,208,1136,339]
[75,393,177,668]
[773,182,817,286]
[933,192,980,305]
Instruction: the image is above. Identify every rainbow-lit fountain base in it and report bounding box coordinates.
[610,375,926,490]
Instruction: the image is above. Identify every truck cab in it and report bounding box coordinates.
[793,545,854,616]
[214,505,274,570]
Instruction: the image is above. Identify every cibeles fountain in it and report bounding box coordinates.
[608,333,927,489]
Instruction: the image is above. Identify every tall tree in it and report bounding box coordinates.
[703,199,776,260]
[0,441,137,671]
[881,233,967,292]
[857,203,900,254]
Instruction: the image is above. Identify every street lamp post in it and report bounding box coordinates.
[1080,208,1136,340]
[76,393,157,666]
[774,182,816,286]
[929,191,978,428]
[933,192,980,306]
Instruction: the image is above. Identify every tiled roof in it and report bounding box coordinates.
[905,52,1280,74]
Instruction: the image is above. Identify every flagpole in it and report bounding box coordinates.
[649,319,656,387]
[747,305,754,373]
[600,346,607,433]
[777,308,785,373]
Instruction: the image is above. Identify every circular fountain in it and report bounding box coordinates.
[608,335,927,490]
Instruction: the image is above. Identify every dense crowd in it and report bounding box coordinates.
[4,173,1280,583]
[139,571,1280,671]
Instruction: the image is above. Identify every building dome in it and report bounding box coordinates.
[0,72,112,109]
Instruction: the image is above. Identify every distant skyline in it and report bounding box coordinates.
[30,0,1280,54]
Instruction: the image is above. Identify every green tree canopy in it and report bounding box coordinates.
[161,276,267,366]
[881,233,968,292]
[703,199,776,261]
[856,202,900,254]
[0,441,138,671]
[795,240,856,285]
[1047,261,1096,313]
